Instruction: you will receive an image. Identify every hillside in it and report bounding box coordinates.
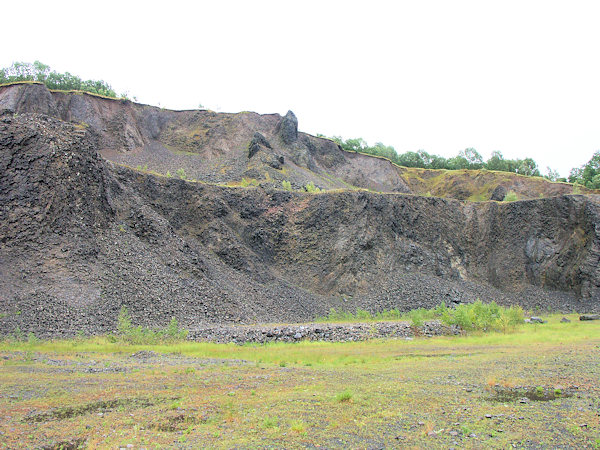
[0,83,599,336]
[0,82,590,200]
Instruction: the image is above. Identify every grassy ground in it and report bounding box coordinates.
[1,314,599,449]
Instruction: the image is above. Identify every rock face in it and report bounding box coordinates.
[0,83,590,199]
[0,84,599,337]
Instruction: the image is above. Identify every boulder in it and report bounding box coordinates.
[490,185,507,201]
[529,316,546,324]
[248,132,271,159]
[260,154,284,170]
[278,110,298,144]
[579,314,600,321]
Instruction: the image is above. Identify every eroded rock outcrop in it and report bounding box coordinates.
[0,87,598,338]
[278,110,298,144]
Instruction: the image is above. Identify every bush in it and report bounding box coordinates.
[304,182,321,193]
[114,306,188,344]
[281,180,292,191]
[503,191,518,202]
[175,168,186,180]
[314,300,524,333]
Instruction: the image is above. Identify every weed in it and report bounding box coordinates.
[240,177,259,187]
[535,386,545,397]
[335,389,353,403]
[503,191,519,201]
[114,306,188,344]
[315,301,523,334]
[26,332,39,344]
[176,168,186,180]
[262,416,278,428]
[281,180,292,191]
[305,181,321,193]
[291,420,306,433]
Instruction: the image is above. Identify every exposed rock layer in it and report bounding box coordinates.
[0,86,599,336]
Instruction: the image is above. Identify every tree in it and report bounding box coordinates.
[0,61,118,98]
[570,151,600,189]
[514,158,540,177]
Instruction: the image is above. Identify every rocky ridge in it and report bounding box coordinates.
[0,86,599,337]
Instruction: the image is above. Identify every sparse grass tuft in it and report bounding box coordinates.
[262,416,278,428]
[335,389,353,403]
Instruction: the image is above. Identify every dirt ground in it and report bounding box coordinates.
[1,320,599,449]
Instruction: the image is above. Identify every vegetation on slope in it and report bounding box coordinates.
[327,136,564,181]
[568,150,600,189]
[0,61,120,98]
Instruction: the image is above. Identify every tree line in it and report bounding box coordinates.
[325,136,600,186]
[0,61,118,98]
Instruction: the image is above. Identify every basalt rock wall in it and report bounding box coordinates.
[0,94,599,336]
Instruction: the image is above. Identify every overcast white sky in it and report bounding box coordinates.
[2,0,599,176]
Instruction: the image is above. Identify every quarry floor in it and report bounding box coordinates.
[0,315,599,449]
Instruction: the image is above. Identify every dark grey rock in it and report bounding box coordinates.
[490,185,507,201]
[278,110,298,144]
[560,317,571,323]
[579,314,600,321]
[529,316,546,324]
[248,132,271,159]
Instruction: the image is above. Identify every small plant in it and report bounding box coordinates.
[335,389,353,403]
[240,177,259,187]
[554,388,562,397]
[175,168,186,180]
[535,386,545,397]
[12,326,24,342]
[281,180,292,191]
[166,171,172,178]
[290,420,306,433]
[503,191,518,202]
[115,306,188,344]
[262,416,278,428]
[305,181,321,193]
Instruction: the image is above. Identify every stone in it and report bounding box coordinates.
[579,314,600,321]
[248,132,271,159]
[490,185,508,201]
[529,316,546,324]
[560,317,571,323]
[278,110,298,144]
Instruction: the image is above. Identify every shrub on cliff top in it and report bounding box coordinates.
[0,61,118,98]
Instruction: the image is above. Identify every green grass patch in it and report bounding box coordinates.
[317,300,524,332]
